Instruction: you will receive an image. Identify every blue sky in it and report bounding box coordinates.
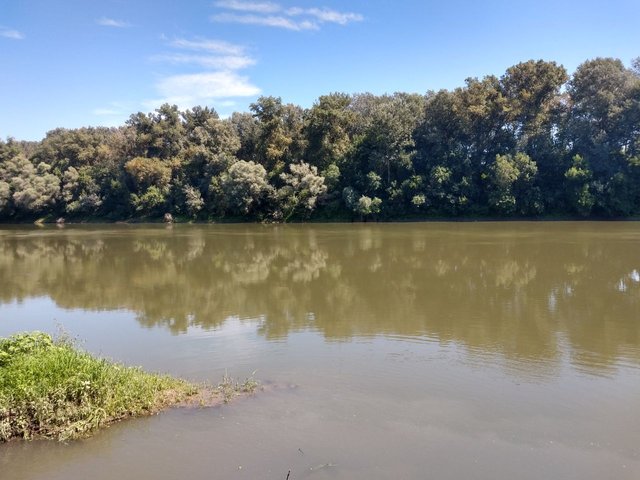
[1,0,639,140]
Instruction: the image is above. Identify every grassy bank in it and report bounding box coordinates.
[0,332,256,442]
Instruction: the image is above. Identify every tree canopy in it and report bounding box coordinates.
[1,57,639,222]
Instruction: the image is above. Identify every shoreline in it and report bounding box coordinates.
[0,332,259,442]
[2,214,640,226]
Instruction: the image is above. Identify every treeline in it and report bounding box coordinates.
[1,57,639,221]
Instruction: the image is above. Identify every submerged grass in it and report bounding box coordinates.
[0,332,258,442]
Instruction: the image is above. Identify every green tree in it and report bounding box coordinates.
[124,157,172,215]
[217,160,274,216]
[564,155,595,216]
[127,104,186,160]
[0,181,10,213]
[305,93,355,171]
[251,97,304,176]
[277,162,327,221]
[131,186,167,214]
[182,106,240,185]
[356,195,382,220]
[358,93,425,186]
[567,58,640,175]
[500,60,568,150]
[414,91,476,214]
[458,75,513,170]
[230,112,261,162]
[2,157,60,215]
[182,185,204,218]
[124,157,172,192]
[61,166,103,214]
[487,153,542,215]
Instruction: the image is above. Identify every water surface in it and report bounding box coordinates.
[1,223,639,479]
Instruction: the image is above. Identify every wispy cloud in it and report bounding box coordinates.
[217,100,237,108]
[151,53,256,70]
[214,0,280,13]
[211,13,318,31]
[93,108,123,116]
[94,37,258,119]
[0,28,25,40]
[145,71,260,110]
[146,37,260,110]
[286,7,363,25]
[156,72,260,101]
[168,38,244,55]
[156,37,255,71]
[211,1,363,31]
[97,17,132,28]
[91,102,136,127]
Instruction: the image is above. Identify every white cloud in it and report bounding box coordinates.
[97,17,132,28]
[211,13,318,31]
[142,36,261,111]
[94,36,258,118]
[214,0,280,13]
[90,102,135,127]
[92,101,134,117]
[286,7,363,25]
[0,28,25,40]
[155,37,255,71]
[212,2,363,30]
[148,71,261,110]
[93,108,122,116]
[157,71,260,98]
[151,53,256,70]
[168,38,245,56]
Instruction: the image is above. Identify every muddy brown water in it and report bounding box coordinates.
[0,223,639,480]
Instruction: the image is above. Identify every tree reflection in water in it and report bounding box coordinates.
[0,223,638,374]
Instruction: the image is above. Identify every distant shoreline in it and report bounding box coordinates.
[1,214,640,226]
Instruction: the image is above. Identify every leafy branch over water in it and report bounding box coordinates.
[0,332,258,442]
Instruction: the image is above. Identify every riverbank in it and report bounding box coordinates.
[3,212,640,226]
[0,332,258,442]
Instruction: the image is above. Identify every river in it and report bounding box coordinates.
[0,223,639,479]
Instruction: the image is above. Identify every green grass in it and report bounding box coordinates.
[0,332,203,441]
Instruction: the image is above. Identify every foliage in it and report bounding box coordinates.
[62,166,103,214]
[217,160,273,217]
[278,162,327,220]
[565,155,595,216]
[356,195,382,218]
[488,153,541,215]
[182,185,204,218]
[1,56,640,221]
[0,156,60,215]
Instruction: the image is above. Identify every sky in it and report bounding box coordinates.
[1,0,639,140]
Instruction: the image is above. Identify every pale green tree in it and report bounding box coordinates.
[218,160,274,216]
[0,156,60,214]
[0,181,10,212]
[277,162,327,220]
[61,166,103,213]
[356,195,382,219]
[183,185,204,218]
